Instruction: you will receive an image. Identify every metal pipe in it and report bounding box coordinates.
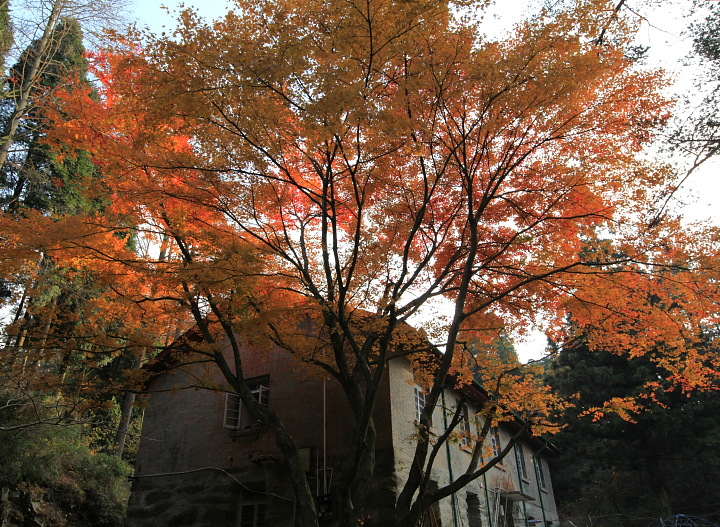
[482,456,492,527]
[513,443,529,527]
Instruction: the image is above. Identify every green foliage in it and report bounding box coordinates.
[545,336,720,525]
[9,17,88,93]
[22,145,107,215]
[0,397,132,527]
[694,3,720,65]
[1,16,97,214]
[84,397,143,464]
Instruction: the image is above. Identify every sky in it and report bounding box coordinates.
[131,0,232,30]
[127,0,720,361]
[128,0,719,228]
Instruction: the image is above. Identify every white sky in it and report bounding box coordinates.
[131,0,231,29]
[128,0,720,361]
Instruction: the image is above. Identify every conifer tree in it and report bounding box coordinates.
[0,17,124,439]
[1,17,98,213]
[545,333,720,523]
[0,0,12,70]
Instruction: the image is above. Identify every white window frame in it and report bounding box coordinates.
[224,379,270,430]
[490,427,501,458]
[224,393,242,430]
[515,442,528,480]
[534,455,548,489]
[414,386,426,422]
[460,404,472,449]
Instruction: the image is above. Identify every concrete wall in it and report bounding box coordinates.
[387,358,560,527]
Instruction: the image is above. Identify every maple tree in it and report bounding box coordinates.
[16,0,720,524]
[0,12,156,458]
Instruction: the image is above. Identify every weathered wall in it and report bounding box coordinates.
[126,338,397,527]
[126,337,560,527]
[387,357,560,527]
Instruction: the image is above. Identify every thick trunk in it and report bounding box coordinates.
[113,354,144,457]
[266,411,319,527]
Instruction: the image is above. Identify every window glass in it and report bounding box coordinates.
[224,378,270,430]
[490,427,501,458]
[516,443,528,479]
[414,387,426,422]
[460,404,472,448]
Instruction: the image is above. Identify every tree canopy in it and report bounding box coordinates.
[3,0,720,525]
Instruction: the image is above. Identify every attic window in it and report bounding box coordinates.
[224,378,270,430]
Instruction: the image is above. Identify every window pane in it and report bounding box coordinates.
[240,504,255,527]
[490,428,501,457]
[224,393,241,429]
[461,405,472,447]
[414,387,425,421]
[516,443,527,479]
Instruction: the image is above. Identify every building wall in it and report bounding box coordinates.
[126,339,560,527]
[387,358,560,527]
[126,339,396,527]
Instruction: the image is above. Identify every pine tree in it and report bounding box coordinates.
[0,0,12,70]
[1,17,99,213]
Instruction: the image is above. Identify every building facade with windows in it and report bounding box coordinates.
[124,335,560,527]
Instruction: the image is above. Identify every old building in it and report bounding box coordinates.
[125,332,560,527]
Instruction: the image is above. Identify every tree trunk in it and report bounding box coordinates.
[113,390,136,457]
[0,0,62,171]
[113,352,145,457]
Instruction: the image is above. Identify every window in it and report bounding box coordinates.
[414,386,426,422]
[515,443,528,480]
[460,404,472,449]
[224,378,270,430]
[239,503,265,527]
[490,427,501,458]
[237,483,266,527]
[466,493,483,527]
[534,455,548,489]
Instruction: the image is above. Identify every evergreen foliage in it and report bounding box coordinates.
[1,16,100,214]
[545,336,720,526]
[0,0,11,70]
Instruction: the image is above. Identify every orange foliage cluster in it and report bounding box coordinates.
[26,0,720,423]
